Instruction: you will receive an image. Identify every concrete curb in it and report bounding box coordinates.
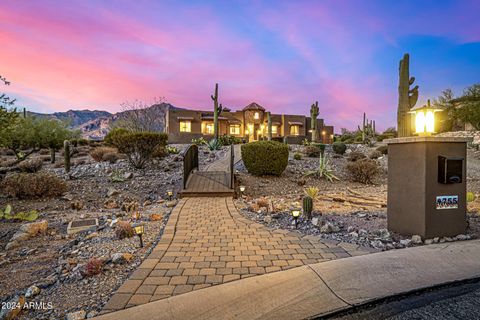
[93,239,480,320]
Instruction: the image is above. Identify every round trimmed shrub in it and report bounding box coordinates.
[304,145,320,157]
[346,158,379,184]
[348,151,366,162]
[332,142,347,155]
[293,152,302,160]
[241,141,288,176]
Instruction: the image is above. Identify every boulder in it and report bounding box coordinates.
[5,241,20,250]
[107,188,120,197]
[19,220,48,236]
[111,253,133,264]
[320,222,340,233]
[150,214,163,221]
[66,310,87,320]
[25,285,40,298]
[411,235,422,244]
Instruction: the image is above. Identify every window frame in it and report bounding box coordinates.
[229,124,241,135]
[179,120,191,133]
[290,125,300,136]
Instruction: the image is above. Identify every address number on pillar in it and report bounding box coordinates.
[436,195,458,210]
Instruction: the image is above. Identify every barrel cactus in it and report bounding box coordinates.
[303,196,313,220]
[467,192,476,203]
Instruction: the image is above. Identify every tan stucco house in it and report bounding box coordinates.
[166,102,334,144]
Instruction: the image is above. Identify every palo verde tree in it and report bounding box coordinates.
[0,75,19,136]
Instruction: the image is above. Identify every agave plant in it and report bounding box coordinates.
[304,154,339,182]
[0,205,38,221]
[207,138,222,151]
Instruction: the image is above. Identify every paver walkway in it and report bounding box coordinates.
[203,144,242,172]
[102,197,373,313]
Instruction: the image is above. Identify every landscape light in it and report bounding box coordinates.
[167,190,173,200]
[239,185,246,193]
[410,100,442,136]
[132,223,145,248]
[322,131,326,135]
[291,209,301,229]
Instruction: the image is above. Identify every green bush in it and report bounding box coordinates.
[3,172,67,199]
[304,145,320,157]
[376,145,388,155]
[346,158,379,184]
[218,135,241,146]
[110,132,168,169]
[293,152,302,160]
[104,128,129,146]
[332,142,347,155]
[241,141,288,176]
[311,143,326,155]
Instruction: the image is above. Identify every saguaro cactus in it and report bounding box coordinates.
[267,112,272,141]
[397,53,419,137]
[64,140,71,174]
[211,83,223,141]
[310,101,319,142]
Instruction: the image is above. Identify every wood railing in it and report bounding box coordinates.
[182,144,198,189]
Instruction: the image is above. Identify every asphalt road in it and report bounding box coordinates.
[325,279,480,320]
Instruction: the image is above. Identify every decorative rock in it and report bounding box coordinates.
[358,229,368,237]
[5,241,20,250]
[411,235,422,244]
[455,234,468,241]
[84,232,98,241]
[25,285,40,298]
[400,239,411,247]
[320,222,340,233]
[123,172,133,179]
[347,226,355,233]
[372,228,390,239]
[349,231,359,238]
[445,237,453,242]
[107,188,120,197]
[424,239,434,245]
[311,217,319,226]
[165,200,177,208]
[433,237,440,243]
[150,214,163,221]
[263,215,272,224]
[111,253,133,264]
[19,220,48,236]
[66,310,87,320]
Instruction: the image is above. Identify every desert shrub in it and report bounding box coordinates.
[0,149,16,156]
[85,258,104,277]
[218,135,241,146]
[102,152,120,164]
[40,155,51,162]
[369,150,383,159]
[348,151,366,162]
[110,132,168,169]
[115,221,135,239]
[104,128,129,146]
[256,197,269,210]
[241,141,288,176]
[152,145,167,159]
[191,137,207,145]
[376,145,388,155]
[17,158,43,173]
[0,159,18,167]
[166,146,179,154]
[304,145,320,157]
[3,172,67,199]
[311,143,326,155]
[346,158,379,184]
[90,147,117,162]
[293,152,302,160]
[332,142,347,155]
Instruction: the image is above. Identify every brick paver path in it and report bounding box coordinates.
[203,144,242,172]
[102,197,373,312]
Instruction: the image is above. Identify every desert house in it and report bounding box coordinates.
[166,102,334,144]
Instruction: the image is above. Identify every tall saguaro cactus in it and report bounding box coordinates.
[267,112,272,141]
[397,53,419,137]
[310,101,319,142]
[211,83,223,141]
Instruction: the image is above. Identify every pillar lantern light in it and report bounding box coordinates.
[410,100,442,136]
[132,223,145,248]
[166,190,173,201]
[291,209,301,229]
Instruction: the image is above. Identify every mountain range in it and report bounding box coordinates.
[29,103,177,140]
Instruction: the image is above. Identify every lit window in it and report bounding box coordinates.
[203,123,214,134]
[254,112,259,120]
[290,125,299,136]
[229,124,240,135]
[180,121,191,132]
[271,125,278,134]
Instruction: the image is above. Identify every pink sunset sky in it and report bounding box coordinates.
[1,0,479,132]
